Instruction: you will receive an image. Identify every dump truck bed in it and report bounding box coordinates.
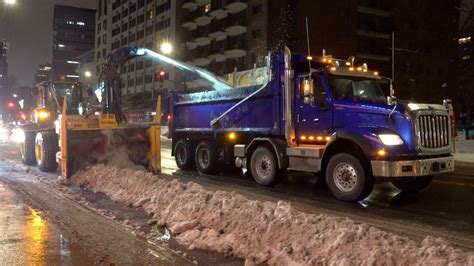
[170,82,284,137]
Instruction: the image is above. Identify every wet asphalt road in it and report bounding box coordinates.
[0,143,195,265]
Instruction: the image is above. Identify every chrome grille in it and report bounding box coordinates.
[417,114,450,149]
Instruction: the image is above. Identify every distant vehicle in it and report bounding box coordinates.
[169,48,455,202]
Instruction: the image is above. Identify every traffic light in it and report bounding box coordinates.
[157,68,166,83]
[7,101,15,109]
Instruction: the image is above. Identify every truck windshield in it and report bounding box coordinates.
[328,76,385,103]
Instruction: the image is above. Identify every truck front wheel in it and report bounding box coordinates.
[392,175,433,193]
[250,146,280,186]
[174,139,195,170]
[326,153,374,202]
[35,131,58,172]
[195,141,217,174]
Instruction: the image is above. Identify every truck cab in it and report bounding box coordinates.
[169,48,454,202]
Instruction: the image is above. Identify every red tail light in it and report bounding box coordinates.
[7,102,15,108]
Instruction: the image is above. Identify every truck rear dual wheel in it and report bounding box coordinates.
[21,132,36,166]
[326,153,374,202]
[250,146,280,186]
[35,131,59,172]
[195,141,217,174]
[392,175,433,193]
[175,139,196,170]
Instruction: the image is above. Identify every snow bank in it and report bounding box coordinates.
[72,165,474,265]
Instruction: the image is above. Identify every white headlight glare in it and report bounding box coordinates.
[378,134,404,146]
[11,128,25,143]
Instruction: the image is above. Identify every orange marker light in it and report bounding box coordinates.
[377,149,386,156]
[300,136,307,140]
[309,136,314,140]
[349,67,355,71]
[228,132,236,140]
[374,71,379,76]
[325,136,331,141]
[330,67,337,71]
[317,136,323,141]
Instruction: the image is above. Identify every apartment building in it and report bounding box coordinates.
[95,0,176,107]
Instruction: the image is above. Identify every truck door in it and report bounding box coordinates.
[295,75,332,143]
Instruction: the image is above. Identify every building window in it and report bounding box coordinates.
[102,49,107,58]
[136,77,143,85]
[121,37,128,46]
[122,9,129,17]
[204,3,211,13]
[138,0,145,9]
[122,23,128,32]
[156,18,170,31]
[147,9,155,20]
[146,26,154,36]
[138,14,145,24]
[130,4,137,13]
[112,27,121,36]
[128,64,135,72]
[97,37,101,45]
[137,61,144,70]
[156,1,170,15]
[102,34,107,44]
[112,14,121,24]
[98,22,102,32]
[128,79,135,87]
[112,41,121,50]
[129,19,136,28]
[129,33,136,42]
[145,74,153,84]
[103,20,107,30]
[137,30,145,39]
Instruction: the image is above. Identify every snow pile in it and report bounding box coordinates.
[73,165,474,265]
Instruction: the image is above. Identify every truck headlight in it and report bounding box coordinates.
[378,134,404,146]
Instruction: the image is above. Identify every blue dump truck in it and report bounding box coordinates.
[169,48,454,201]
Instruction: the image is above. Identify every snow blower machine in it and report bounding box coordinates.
[19,45,161,177]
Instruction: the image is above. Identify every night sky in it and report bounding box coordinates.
[0,0,96,87]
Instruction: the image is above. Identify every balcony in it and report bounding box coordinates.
[225,0,247,14]
[196,0,211,6]
[208,9,227,19]
[225,25,246,37]
[182,1,197,11]
[195,15,212,26]
[195,36,212,46]
[182,21,197,30]
[224,35,246,59]
[193,57,211,66]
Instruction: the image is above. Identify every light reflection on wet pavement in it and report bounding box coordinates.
[0,182,92,265]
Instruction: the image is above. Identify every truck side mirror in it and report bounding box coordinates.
[387,96,397,106]
[301,79,314,104]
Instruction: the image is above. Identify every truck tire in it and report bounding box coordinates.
[392,175,433,193]
[21,131,36,166]
[35,131,58,172]
[174,139,195,170]
[326,153,374,202]
[195,141,217,174]
[250,146,280,186]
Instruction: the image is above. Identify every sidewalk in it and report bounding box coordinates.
[454,138,474,168]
